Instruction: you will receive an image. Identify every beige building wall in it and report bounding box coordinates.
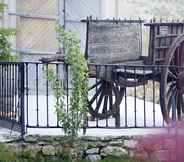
[16,0,58,57]
[113,0,184,19]
[3,0,58,60]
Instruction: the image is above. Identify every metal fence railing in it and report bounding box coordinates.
[0,62,25,136]
[1,62,184,136]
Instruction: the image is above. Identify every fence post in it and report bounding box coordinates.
[19,63,25,139]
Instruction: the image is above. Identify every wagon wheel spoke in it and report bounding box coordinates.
[94,90,105,114]
[88,80,125,119]
[168,69,177,79]
[102,95,108,114]
[89,80,103,90]
[109,89,113,110]
[89,83,104,104]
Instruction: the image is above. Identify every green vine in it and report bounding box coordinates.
[47,25,88,137]
[0,2,17,61]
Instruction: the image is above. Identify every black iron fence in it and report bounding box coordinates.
[0,62,183,137]
[0,62,25,136]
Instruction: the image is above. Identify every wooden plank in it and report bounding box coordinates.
[155,34,179,39]
[145,22,184,26]
[87,20,142,64]
[155,46,169,50]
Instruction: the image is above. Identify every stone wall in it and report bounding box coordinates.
[5,134,178,162]
[6,135,138,161]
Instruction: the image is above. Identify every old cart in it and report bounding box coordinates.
[82,18,184,126]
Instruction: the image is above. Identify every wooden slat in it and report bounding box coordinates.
[87,20,142,64]
[145,22,184,26]
[155,46,169,50]
[155,34,179,39]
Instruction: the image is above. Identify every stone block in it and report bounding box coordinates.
[86,148,99,155]
[86,154,101,162]
[100,146,128,157]
[42,145,56,156]
[124,140,138,149]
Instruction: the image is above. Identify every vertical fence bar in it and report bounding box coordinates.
[17,64,20,122]
[66,64,69,119]
[15,65,18,120]
[143,66,146,127]
[12,64,15,120]
[11,64,13,119]
[46,64,49,127]
[36,63,39,126]
[95,65,99,128]
[152,66,156,127]
[4,64,7,118]
[124,66,127,127]
[3,64,5,118]
[11,64,14,120]
[56,63,59,127]
[105,65,108,127]
[0,64,2,117]
[5,64,7,118]
[9,64,12,119]
[19,63,25,139]
[6,64,8,118]
[134,67,137,127]
[1,65,3,118]
[114,65,120,128]
[25,63,29,130]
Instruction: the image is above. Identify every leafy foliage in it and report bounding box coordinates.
[0,2,16,61]
[0,3,7,13]
[46,25,88,137]
[0,144,17,161]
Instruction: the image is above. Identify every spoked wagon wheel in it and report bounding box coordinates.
[88,79,125,119]
[160,35,184,123]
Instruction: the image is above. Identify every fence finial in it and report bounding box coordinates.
[89,15,92,20]
[153,17,156,23]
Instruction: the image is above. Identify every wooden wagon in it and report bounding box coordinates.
[82,17,184,126]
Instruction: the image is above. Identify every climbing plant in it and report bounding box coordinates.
[0,3,16,61]
[47,25,88,137]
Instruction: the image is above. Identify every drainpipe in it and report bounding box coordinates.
[63,0,66,29]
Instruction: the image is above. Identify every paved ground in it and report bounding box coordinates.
[0,127,20,142]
